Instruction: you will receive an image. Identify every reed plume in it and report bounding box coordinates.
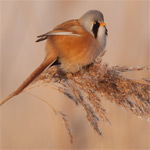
[33,51,150,140]
[1,51,150,142]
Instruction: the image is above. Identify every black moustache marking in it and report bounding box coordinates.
[105,27,108,36]
[92,21,100,39]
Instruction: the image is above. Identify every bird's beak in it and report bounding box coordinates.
[100,22,106,26]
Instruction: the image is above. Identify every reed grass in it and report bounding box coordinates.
[1,51,150,142]
[32,51,150,142]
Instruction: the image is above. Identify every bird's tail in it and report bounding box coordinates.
[0,56,57,106]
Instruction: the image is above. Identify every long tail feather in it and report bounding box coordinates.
[0,57,57,106]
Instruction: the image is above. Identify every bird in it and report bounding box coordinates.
[0,10,108,106]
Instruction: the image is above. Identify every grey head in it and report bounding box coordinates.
[80,10,107,38]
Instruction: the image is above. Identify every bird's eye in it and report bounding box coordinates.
[93,21,100,25]
[92,21,100,38]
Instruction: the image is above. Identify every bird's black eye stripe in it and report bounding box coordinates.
[92,21,100,38]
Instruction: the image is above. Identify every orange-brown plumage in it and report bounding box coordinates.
[1,10,107,106]
[47,20,102,72]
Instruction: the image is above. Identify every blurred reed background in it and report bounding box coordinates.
[0,1,149,149]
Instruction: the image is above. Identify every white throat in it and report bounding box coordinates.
[97,26,107,51]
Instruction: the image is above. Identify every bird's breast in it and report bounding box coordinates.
[47,27,105,73]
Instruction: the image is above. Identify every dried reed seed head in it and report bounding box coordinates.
[33,55,150,136]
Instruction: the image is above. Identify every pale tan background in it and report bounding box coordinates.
[0,0,149,149]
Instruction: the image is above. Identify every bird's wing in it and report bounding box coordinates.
[36,20,81,42]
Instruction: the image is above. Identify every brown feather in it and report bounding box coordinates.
[46,20,100,72]
[1,18,103,105]
[0,53,57,106]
